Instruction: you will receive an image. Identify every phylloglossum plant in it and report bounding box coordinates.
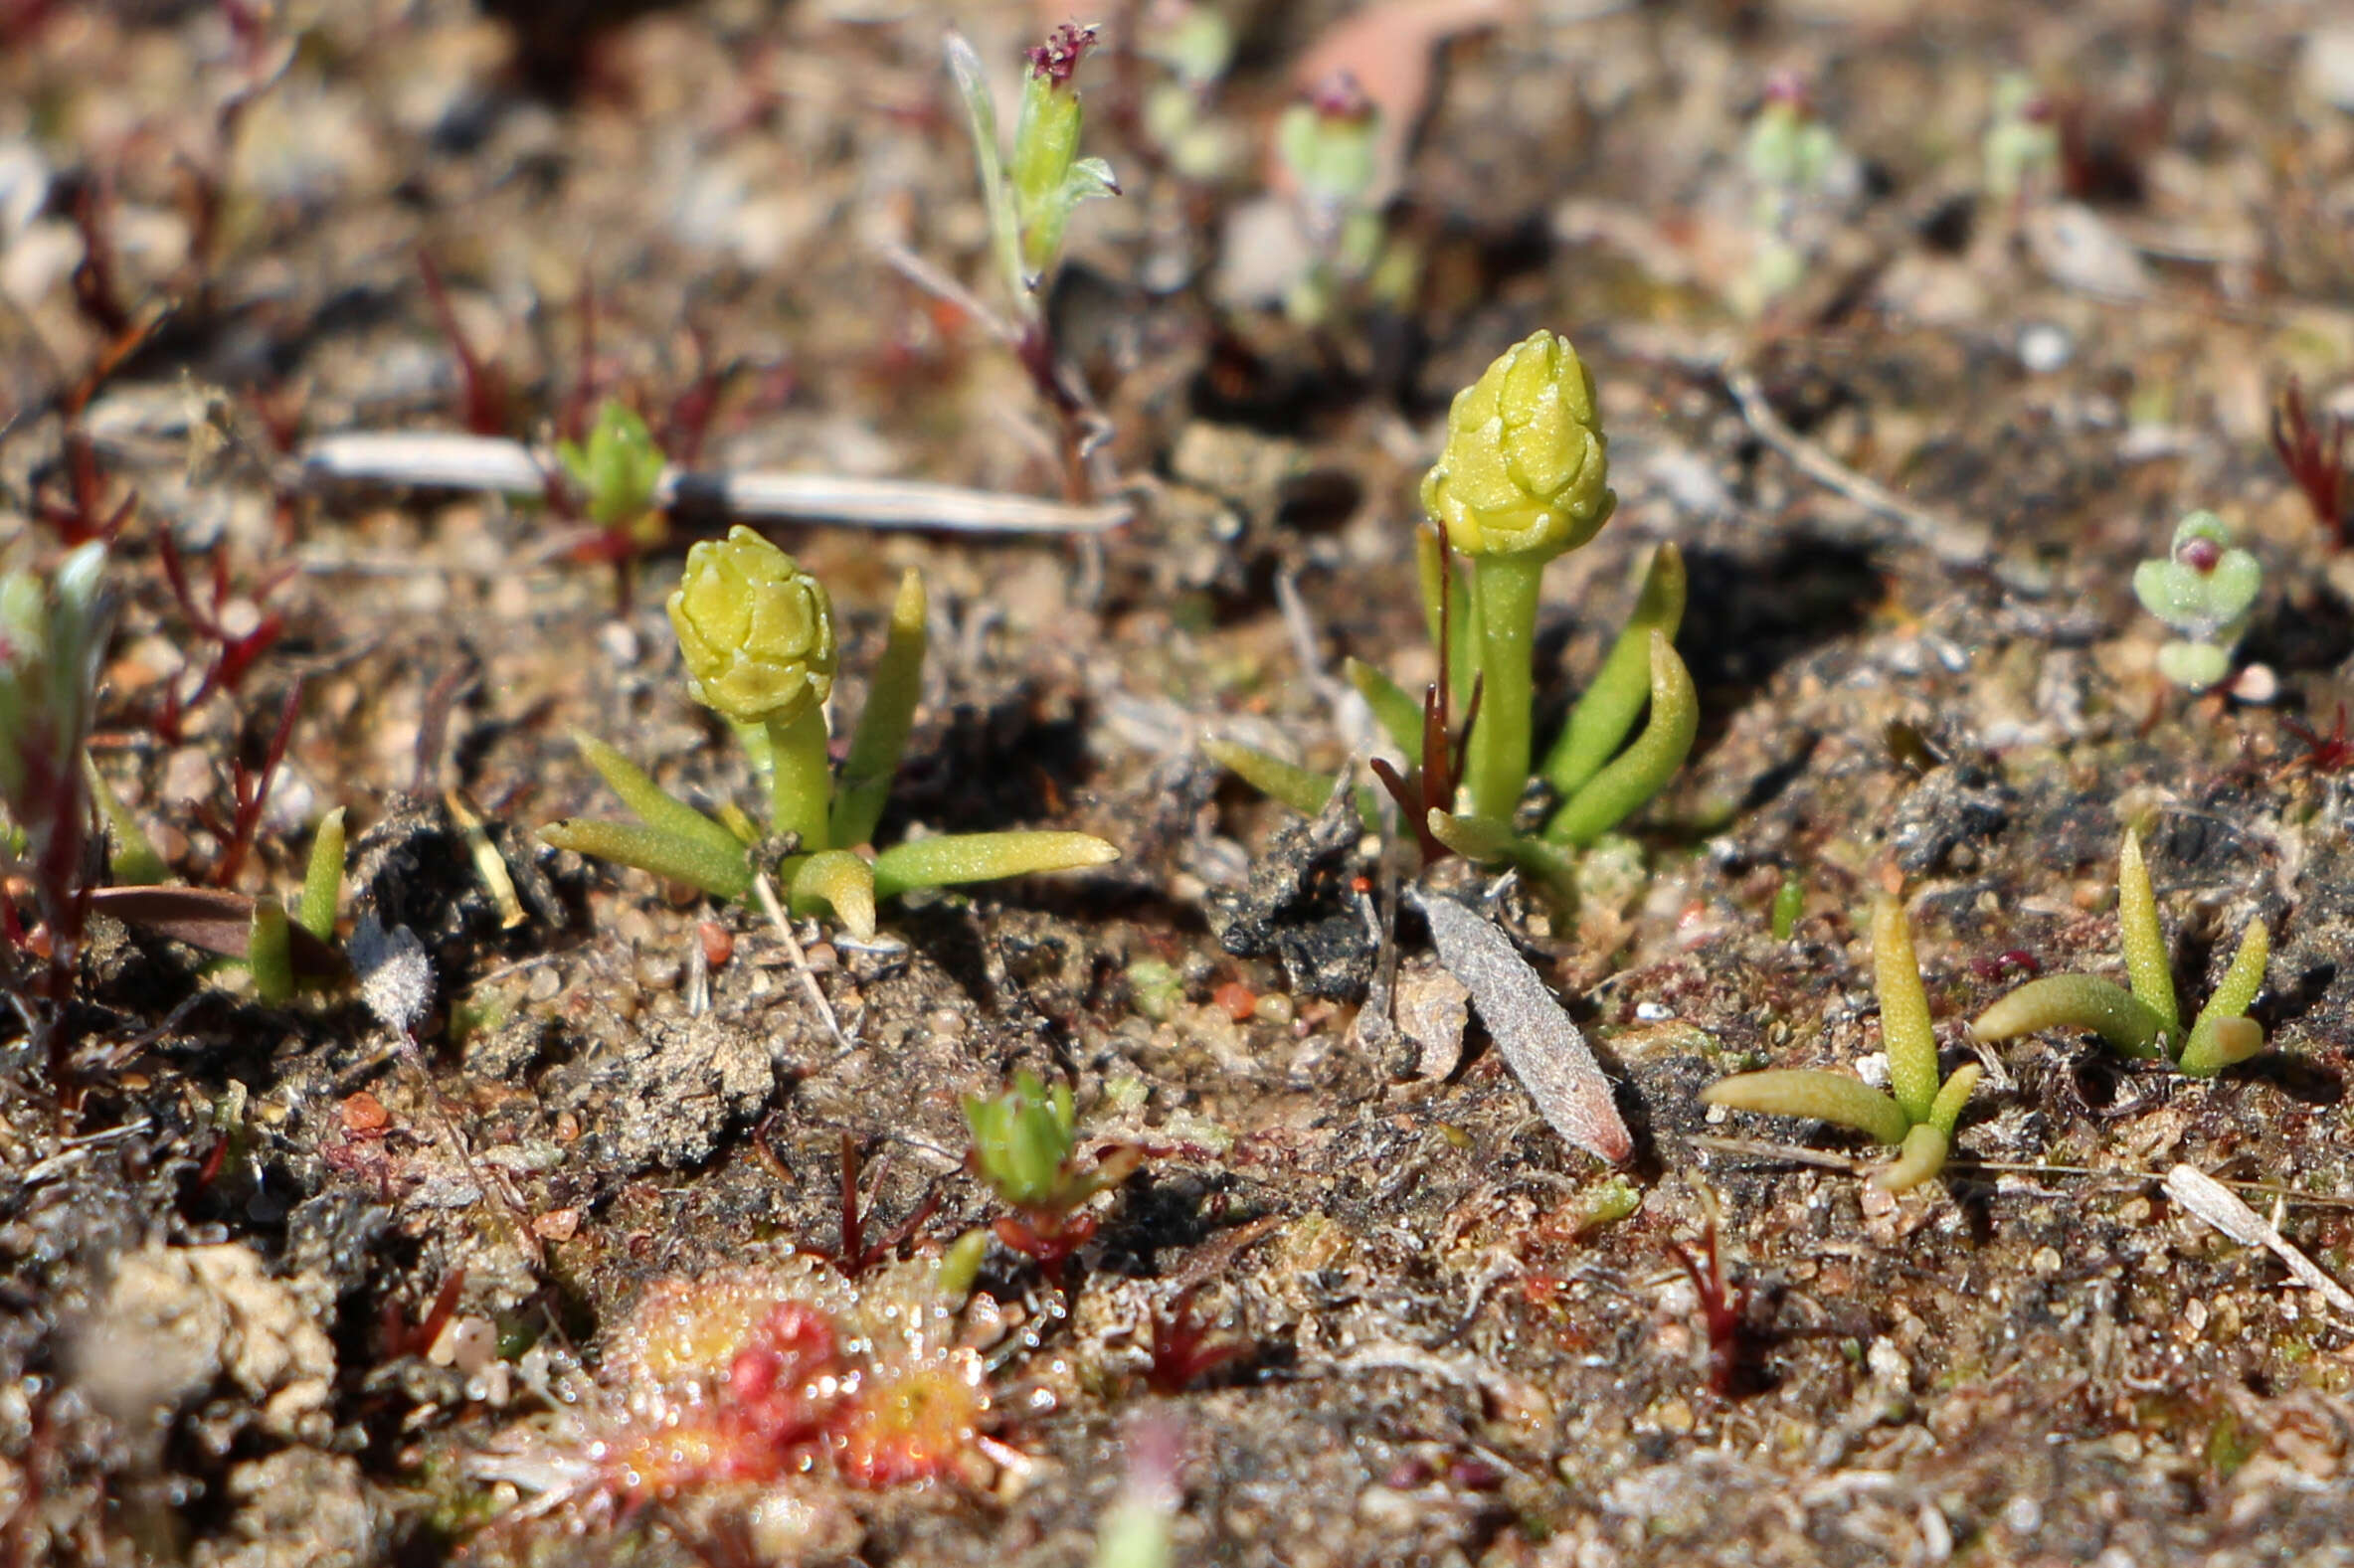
[1972,824,2269,1077]
[2133,510,2261,693]
[1207,330,1696,903]
[542,527,1119,940]
[1704,886,1982,1192]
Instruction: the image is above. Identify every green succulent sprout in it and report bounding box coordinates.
[2133,510,2262,693]
[1208,331,1696,902]
[543,527,1119,939]
[557,399,667,548]
[1705,889,1982,1192]
[1972,824,2270,1077]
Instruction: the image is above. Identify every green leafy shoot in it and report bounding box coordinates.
[947,24,1118,316]
[1971,825,2271,1077]
[556,399,667,545]
[961,1069,1144,1283]
[543,530,1118,939]
[1705,888,1982,1191]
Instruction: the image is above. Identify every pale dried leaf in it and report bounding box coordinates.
[2165,1163,2354,1316]
[1411,889,1631,1163]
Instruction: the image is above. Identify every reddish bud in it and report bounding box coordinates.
[1026,22,1097,86]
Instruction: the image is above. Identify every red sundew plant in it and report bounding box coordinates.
[470,1257,999,1539]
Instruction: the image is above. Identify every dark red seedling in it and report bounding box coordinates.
[1666,1209,1755,1398]
[821,1132,944,1277]
[1143,1284,1254,1394]
[418,248,514,436]
[2271,380,2349,548]
[192,682,302,888]
[2280,704,2354,776]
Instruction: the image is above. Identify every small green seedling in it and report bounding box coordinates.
[1982,73,2060,206]
[1740,72,1843,309]
[557,399,668,552]
[961,1069,1143,1283]
[1276,74,1392,328]
[2133,510,2262,693]
[1972,824,2269,1077]
[948,23,1119,320]
[1705,887,1981,1192]
[542,527,1118,939]
[1139,1,1240,181]
[1208,331,1697,905]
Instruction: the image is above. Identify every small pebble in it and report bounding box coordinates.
[2016,321,2073,374]
[340,1092,389,1133]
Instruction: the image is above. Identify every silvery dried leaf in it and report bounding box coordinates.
[349,915,435,1035]
[1411,889,1631,1163]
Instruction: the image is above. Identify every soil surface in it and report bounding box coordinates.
[6,2,2354,1564]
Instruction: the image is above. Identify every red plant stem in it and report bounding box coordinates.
[417,248,510,436]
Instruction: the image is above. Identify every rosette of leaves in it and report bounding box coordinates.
[1206,331,1697,906]
[543,527,1118,939]
[1972,824,2269,1077]
[1703,888,1981,1192]
[2133,510,2261,693]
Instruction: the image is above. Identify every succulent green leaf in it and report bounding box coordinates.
[84,753,166,886]
[1770,869,1805,941]
[1201,737,1335,817]
[2132,511,2262,642]
[1970,973,2172,1059]
[790,848,878,941]
[1873,892,1940,1127]
[963,1069,1078,1211]
[2180,919,2269,1077]
[571,733,747,864]
[1345,657,1424,764]
[540,818,754,901]
[248,898,294,1005]
[871,830,1119,901]
[1541,632,1698,846]
[1425,810,1581,909]
[1925,1062,1981,1138]
[1872,1122,1951,1193]
[300,806,346,942]
[2154,638,2232,693]
[2177,1015,2265,1078]
[2116,826,2178,1035]
[830,569,929,851]
[1540,543,1687,799]
[556,400,666,532]
[1702,1069,1912,1146]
